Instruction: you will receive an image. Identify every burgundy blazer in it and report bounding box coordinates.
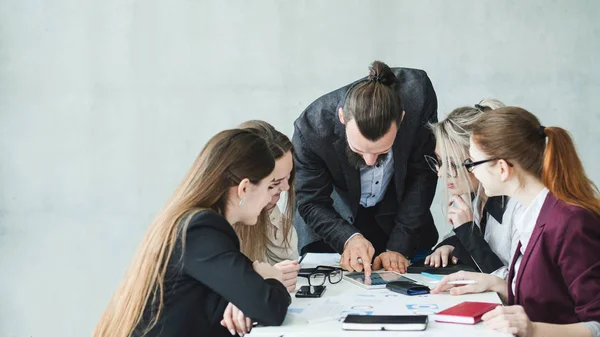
[508,192,600,324]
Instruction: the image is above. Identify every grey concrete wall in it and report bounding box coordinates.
[1,0,598,336]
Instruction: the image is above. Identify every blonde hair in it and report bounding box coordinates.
[476,98,505,111]
[430,99,506,220]
[236,120,295,262]
[93,129,275,337]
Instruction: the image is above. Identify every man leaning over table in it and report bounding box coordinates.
[292,60,439,276]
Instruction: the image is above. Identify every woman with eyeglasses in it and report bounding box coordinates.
[432,107,600,337]
[423,99,523,278]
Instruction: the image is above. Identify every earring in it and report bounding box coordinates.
[239,197,246,206]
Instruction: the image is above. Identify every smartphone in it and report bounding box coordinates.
[295,285,326,298]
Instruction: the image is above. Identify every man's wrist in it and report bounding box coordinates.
[343,233,362,249]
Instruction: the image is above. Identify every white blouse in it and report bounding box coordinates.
[264,205,299,265]
[470,195,523,279]
[511,188,549,294]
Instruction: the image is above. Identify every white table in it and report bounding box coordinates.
[251,273,511,337]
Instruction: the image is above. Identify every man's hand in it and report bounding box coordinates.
[340,235,375,277]
[372,251,409,273]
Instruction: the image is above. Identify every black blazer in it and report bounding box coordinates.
[292,67,439,257]
[133,210,291,337]
[436,196,507,273]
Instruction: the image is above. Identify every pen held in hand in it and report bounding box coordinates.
[429,280,477,285]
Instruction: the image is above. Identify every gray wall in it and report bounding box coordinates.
[1,1,599,336]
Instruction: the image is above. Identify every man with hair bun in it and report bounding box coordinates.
[293,60,439,276]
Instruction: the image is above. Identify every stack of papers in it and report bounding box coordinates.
[299,253,341,268]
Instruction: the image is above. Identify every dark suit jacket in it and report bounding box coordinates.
[292,67,439,257]
[508,193,600,324]
[436,196,507,273]
[134,210,291,337]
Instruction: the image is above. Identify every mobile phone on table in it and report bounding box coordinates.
[295,285,326,298]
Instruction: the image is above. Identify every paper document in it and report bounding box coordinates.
[299,252,341,268]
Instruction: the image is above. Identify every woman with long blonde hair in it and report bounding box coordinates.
[424,99,522,278]
[93,129,291,337]
[236,120,300,292]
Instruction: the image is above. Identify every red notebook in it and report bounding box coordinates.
[434,301,500,324]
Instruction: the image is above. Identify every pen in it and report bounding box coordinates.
[421,272,443,281]
[428,280,477,285]
[298,253,306,264]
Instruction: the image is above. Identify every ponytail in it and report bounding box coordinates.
[542,127,600,216]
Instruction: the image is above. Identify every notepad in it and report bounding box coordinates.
[434,301,500,324]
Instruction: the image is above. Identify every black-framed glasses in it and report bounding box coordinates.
[298,265,344,287]
[462,158,514,172]
[424,154,459,178]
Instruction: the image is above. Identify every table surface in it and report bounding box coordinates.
[251,272,511,337]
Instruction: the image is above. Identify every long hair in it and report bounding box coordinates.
[471,107,600,216]
[93,129,275,337]
[236,120,295,262]
[430,99,505,221]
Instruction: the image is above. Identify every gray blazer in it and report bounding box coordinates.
[292,67,439,258]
